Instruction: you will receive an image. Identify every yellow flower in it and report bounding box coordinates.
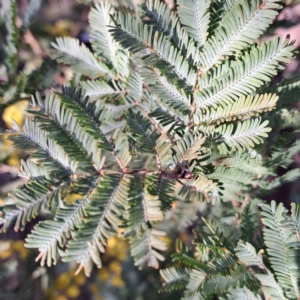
[0,240,11,252]
[107,237,117,250]
[98,269,109,281]
[90,283,99,293]
[179,232,189,243]
[56,296,68,300]
[106,236,128,259]
[66,285,80,298]
[74,272,86,286]
[0,250,12,259]
[0,241,11,259]
[3,101,28,128]
[12,240,29,259]
[161,236,172,250]
[116,251,126,261]
[45,20,73,37]
[111,275,125,288]
[64,193,84,204]
[55,272,71,290]
[45,290,55,299]
[109,261,122,274]
[7,153,20,167]
[1,135,13,153]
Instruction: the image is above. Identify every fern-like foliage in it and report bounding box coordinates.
[1,0,300,286]
[161,201,300,300]
[0,0,57,108]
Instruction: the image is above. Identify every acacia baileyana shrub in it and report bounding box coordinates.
[1,1,300,299]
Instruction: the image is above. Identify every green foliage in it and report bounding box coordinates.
[20,0,42,35]
[161,201,300,299]
[1,3,300,300]
[0,0,57,108]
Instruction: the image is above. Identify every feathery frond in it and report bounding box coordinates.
[216,118,271,154]
[260,201,300,299]
[194,37,294,111]
[235,241,287,300]
[177,0,210,47]
[123,174,167,269]
[159,267,189,293]
[142,66,192,116]
[239,203,258,244]
[51,37,115,79]
[0,177,66,232]
[125,109,160,154]
[179,175,217,203]
[25,200,87,267]
[141,0,200,63]
[2,0,300,291]
[141,0,180,48]
[224,287,262,300]
[89,2,129,78]
[267,77,300,108]
[196,93,278,125]
[63,174,128,276]
[80,80,124,100]
[198,0,282,72]
[222,152,269,176]
[8,118,75,174]
[110,13,197,87]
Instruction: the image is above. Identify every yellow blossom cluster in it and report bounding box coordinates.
[48,269,86,300]
[1,101,28,167]
[0,240,29,260]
